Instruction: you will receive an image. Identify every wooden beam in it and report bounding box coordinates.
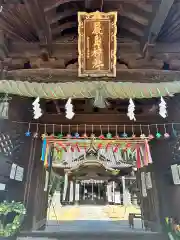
[8,40,140,59]
[37,113,167,135]
[142,0,175,48]
[44,0,144,12]
[40,113,166,128]
[0,30,8,60]
[5,68,180,83]
[24,0,52,52]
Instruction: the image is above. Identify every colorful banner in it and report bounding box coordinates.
[78,11,117,77]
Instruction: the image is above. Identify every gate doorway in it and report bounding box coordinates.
[79,180,106,205]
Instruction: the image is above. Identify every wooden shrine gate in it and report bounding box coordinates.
[0,94,178,237]
[0,97,49,231]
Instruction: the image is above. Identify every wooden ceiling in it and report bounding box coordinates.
[0,0,178,72]
[0,0,176,51]
[0,0,157,43]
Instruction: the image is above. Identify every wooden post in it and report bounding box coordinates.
[151,94,180,228]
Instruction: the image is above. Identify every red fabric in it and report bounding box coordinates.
[76,143,80,152]
[113,145,119,153]
[106,143,111,151]
[98,143,102,149]
[57,142,67,152]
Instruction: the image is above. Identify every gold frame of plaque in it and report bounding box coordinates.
[78,11,117,77]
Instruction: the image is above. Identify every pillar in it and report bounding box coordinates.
[122,176,126,205]
[69,181,74,203]
[152,95,180,226]
[107,182,112,203]
[91,180,94,200]
[62,172,68,202]
[112,181,115,203]
[75,182,80,203]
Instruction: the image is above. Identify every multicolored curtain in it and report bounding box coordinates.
[41,139,53,169]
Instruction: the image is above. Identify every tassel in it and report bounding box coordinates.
[71,145,74,152]
[145,139,153,164]
[48,146,52,167]
[124,151,127,161]
[44,145,49,168]
[127,148,132,159]
[76,143,80,152]
[136,147,141,169]
[143,146,148,166]
[41,138,47,161]
[0,94,9,119]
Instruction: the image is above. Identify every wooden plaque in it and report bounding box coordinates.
[78,11,117,77]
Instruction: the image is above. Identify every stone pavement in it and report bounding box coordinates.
[17,205,164,240]
[47,204,141,221]
[45,205,142,232]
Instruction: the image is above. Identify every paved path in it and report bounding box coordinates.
[46,205,142,232]
[77,205,109,220]
[18,205,152,239]
[47,204,141,221]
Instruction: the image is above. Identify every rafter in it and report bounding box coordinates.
[50,10,78,25]
[24,0,52,52]
[52,22,77,36]
[142,0,175,50]
[44,0,82,12]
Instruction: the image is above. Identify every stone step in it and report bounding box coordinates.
[17,231,168,240]
[17,231,167,240]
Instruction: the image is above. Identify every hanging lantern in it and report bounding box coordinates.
[25,131,31,137]
[57,133,63,139]
[66,133,72,138]
[74,132,80,138]
[163,124,170,139]
[25,123,31,137]
[148,134,154,140]
[164,133,170,139]
[106,132,112,139]
[82,133,88,138]
[99,134,105,139]
[121,133,128,138]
